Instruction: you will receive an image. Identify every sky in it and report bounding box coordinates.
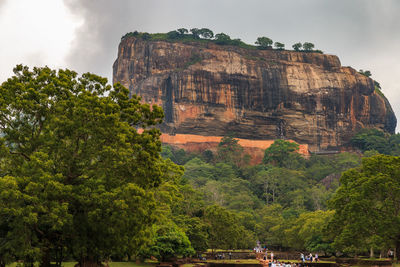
[0,0,399,132]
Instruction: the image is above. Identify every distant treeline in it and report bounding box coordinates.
[122,28,323,53]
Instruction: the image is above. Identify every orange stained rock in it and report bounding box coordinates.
[159,133,309,165]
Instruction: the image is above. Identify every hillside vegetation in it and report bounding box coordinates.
[121,28,323,53]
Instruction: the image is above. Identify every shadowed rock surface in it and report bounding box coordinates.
[113,37,396,152]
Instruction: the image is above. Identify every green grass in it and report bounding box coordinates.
[108,262,156,267]
[6,262,157,267]
[206,259,259,264]
[206,249,253,253]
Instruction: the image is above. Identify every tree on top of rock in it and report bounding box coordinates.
[199,28,214,39]
[359,69,372,77]
[190,28,201,39]
[214,33,231,45]
[177,28,188,35]
[303,42,315,51]
[292,42,302,51]
[274,42,285,50]
[255,36,273,49]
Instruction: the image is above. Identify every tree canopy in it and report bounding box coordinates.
[214,33,231,45]
[274,42,285,50]
[329,155,400,257]
[0,65,179,267]
[255,37,273,49]
[302,42,315,51]
[263,139,302,168]
[292,42,302,51]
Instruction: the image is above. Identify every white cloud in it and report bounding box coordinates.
[1,0,399,132]
[0,0,82,83]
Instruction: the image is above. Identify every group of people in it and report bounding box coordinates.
[300,253,319,262]
[268,260,303,267]
[213,252,233,260]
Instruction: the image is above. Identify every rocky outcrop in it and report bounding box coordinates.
[113,37,396,152]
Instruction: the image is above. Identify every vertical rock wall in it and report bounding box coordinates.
[113,37,396,152]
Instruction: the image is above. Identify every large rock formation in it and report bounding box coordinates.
[113,37,396,153]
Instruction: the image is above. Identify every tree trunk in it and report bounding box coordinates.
[395,239,400,262]
[272,188,275,203]
[41,253,50,267]
[370,247,374,258]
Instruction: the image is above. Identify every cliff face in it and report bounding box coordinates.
[113,37,396,152]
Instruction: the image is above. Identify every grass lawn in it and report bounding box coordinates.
[206,249,253,253]
[205,259,259,264]
[7,262,157,267]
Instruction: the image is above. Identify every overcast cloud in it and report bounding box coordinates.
[1,0,399,131]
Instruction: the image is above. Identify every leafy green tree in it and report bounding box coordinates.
[389,134,400,156]
[147,224,194,262]
[219,178,262,211]
[204,205,252,250]
[183,157,216,187]
[214,33,231,45]
[285,210,334,254]
[274,42,285,50]
[141,32,151,40]
[255,37,273,49]
[292,42,302,51]
[305,154,336,181]
[174,216,209,253]
[161,145,196,165]
[359,69,372,77]
[303,42,315,51]
[216,136,249,168]
[202,150,214,163]
[363,150,380,157]
[263,139,303,168]
[351,129,389,154]
[167,30,180,39]
[256,204,286,248]
[177,28,188,35]
[309,185,331,210]
[333,152,361,173]
[199,28,214,39]
[190,28,201,39]
[329,155,400,257]
[0,65,174,267]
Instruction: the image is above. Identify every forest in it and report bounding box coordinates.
[0,66,399,266]
[158,130,400,259]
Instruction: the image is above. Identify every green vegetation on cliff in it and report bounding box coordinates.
[121,29,323,53]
